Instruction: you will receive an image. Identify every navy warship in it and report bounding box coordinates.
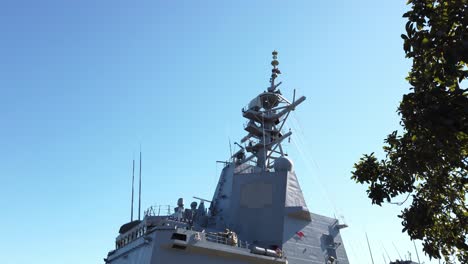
[104,51,350,264]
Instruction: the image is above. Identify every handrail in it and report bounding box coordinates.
[203,232,249,249]
[144,205,173,217]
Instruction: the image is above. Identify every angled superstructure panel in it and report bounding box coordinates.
[285,170,309,211]
[282,213,349,264]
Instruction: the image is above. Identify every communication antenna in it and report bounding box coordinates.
[413,241,421,264]
[131,158,135,221]
[228,138,233,159]
[366,233,375,264]
[392,241,403,260]
[138,148,142,220]
[382,242,392,261]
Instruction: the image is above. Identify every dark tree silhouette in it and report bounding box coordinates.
[352,1,467,262]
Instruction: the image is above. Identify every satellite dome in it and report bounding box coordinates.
[274,156,294,172]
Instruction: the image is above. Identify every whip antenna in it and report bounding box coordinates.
[131,158,135,221]
[138,148,142,220]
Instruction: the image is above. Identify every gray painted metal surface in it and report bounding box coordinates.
[104,52,349,264]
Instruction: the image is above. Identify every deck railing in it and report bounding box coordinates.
[203,232,249,249]
[144,205,173,217]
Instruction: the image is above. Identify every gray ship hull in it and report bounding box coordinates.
[106,226,286,264]
[105,211,348,264]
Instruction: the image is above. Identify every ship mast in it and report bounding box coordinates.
[234,51,306,171]
[269,50,280,90]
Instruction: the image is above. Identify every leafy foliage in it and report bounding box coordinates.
[352,0,468,262]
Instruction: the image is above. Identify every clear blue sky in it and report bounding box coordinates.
[0,1,441,263]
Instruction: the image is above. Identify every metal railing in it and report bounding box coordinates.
[144,205,173,217]
[203,232,249,249]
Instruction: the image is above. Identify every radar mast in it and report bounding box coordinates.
[234,51,306,171]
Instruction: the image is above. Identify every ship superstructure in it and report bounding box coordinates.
[104,52,350,264]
